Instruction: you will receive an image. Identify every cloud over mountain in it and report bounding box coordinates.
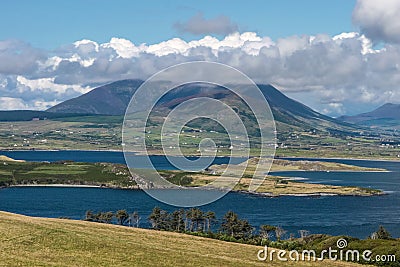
[0,30,399,115]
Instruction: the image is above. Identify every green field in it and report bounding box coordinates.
[0,117,399,160]
[0,160,136,188]
[0,211,364,267]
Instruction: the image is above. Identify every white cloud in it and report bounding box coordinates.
[353,0,400,43]
[32,99,60,110]
[101,38,145,58]
[74,39,99,52]
[147,38,191,56]
[0,76,92,110]
[0,96,60,110]
[276,35,310,56]
[0,31,400,115]
[16,76,91,95]
[0,40,43,75]
[0,97,27,110]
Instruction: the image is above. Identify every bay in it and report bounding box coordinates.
[0,150,399,239]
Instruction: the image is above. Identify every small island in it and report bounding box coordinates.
[161,158,385,196]
[0,156,385,197]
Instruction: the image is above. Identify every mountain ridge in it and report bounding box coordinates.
[338,103,400,128]
[46,79,358,134]
[47,80,143,115]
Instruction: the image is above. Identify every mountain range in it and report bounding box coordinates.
[338,103,400,128]
[46,80,358,135]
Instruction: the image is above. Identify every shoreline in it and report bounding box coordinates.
[0,151,391,198]
[3,183,385,197]
[1,148,399,162]
[10,184,103,188]
[236,190,385,198]
[277,156,400,163]
[270,169,390,173]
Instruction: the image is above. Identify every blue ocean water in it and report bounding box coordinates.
[0,150,399,238]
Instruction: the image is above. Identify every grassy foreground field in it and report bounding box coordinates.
[0,212,362,267]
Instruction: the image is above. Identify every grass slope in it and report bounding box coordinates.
[0,161,136,188]
[0,211,361,267]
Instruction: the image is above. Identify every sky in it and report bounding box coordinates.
[0,0,400,116]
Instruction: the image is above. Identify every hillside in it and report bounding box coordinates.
[0,211,361,267]
[3,80,397,158]
[46,80,358,135]
[47,80,143,115]
[338,103,400,128]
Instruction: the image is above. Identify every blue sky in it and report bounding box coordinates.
[2,0,356,49]
[1,0,400,116]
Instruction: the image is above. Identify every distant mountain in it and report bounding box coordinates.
[47,80,143,115]
[338,103,400,128]
[46,79,358,134]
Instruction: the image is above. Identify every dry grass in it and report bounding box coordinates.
[0,211,363,267]
[209,158,386,174]
[188,173,380,196]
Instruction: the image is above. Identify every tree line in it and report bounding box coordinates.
[83,207,325,245]
[85,210,140,227]
[83,207,393,247]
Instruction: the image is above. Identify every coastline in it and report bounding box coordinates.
[277,155,400,163]
[270,169,390,173]
[1,148,399,162]
[10,184,102,188]
[0,150,391,198]
[3,183,385,197]
[236,190,385,198]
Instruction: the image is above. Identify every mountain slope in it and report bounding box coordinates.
[338,103,400,128]
[257,84,352,131]
[46,79,357,133]
[47,80,143,115]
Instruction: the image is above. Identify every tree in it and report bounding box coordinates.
[116,210,129,225]
[148,207,169,230]
[186,209,195,232]
[204,211,216,232]
[375,225,392,240]
[184,209,189,232]
[97,211,114,224]
[84,210,94,221]
[149,207,162,229]
[170,209,185,232]
[260,225,276,240]
[191,208,204,232]
[221,211,253,239]
[104,211,114,224]
[221,211,238,237]
[236,219,253,239]
[131,211,140,228]
[275,226,287,241]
